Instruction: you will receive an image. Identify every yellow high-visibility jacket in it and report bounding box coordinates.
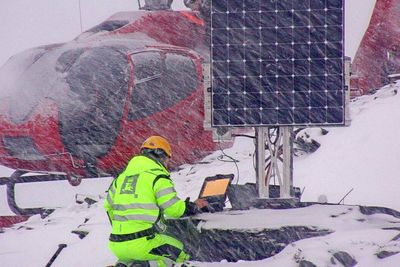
[104,155,186,234]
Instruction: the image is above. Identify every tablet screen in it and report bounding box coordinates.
[200,178,231,198]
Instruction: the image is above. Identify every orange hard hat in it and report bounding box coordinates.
[141,136,172,158]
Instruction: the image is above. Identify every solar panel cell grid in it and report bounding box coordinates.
[211,0,345,126]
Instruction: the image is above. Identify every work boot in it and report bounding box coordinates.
[115,261,150,267]
[173,262,196,267]
[130,261,151,267]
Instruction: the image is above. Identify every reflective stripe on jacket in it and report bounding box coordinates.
[104,155,186,235]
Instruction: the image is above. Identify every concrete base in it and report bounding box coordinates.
[253,197,300,209]
[227,183,301,210]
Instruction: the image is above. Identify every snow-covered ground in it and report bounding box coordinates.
[2,200,400,266]
[3,0,400,266]
[296,86,400,211]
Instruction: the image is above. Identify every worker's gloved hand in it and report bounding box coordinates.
[183,197,209,216]
[194,198,208,209]
[195,198,216,213]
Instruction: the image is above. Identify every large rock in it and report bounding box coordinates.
[166,218,331,262]
[331,251,357,267]
[376,250,400,259]
[298,260,317,267]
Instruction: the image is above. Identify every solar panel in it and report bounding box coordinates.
[211,0,345,126]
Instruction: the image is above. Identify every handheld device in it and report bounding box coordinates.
[198,174,234,212]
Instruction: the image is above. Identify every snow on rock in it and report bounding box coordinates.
[0,200,115,266]
[296,83,400,211]
[1,200,400,266]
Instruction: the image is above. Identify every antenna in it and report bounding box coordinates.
[78,0,83,33]
[338,188,354,205]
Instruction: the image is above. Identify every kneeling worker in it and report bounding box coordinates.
[104,136,208,267]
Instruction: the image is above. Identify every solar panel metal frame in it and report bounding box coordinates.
[210,0,346,127]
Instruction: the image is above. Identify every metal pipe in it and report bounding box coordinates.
[281,126,294,198]
[255,127,268,198]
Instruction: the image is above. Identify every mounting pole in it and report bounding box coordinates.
[281,126,294,198]
[255,127,268,198]
[255,126,294,199]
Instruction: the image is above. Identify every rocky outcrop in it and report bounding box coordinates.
[167,219,332,262]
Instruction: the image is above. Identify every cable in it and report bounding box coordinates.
[215,134,255,205]
[232,133,256,139]
[216,153,239,163]
[217,133,257,183]
[216,138,240,186]
[217,146,240,185]
[217,147,239,206]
